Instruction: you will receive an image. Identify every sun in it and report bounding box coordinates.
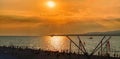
[46,1,56,8]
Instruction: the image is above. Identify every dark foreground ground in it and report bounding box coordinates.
[0,46,119,59]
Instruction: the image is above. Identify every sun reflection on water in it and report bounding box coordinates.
[45,36,68,51]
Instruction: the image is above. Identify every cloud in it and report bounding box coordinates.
[0,15,42,23]
[0,15,120,36]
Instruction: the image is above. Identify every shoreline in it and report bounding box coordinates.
[0,46,119,59]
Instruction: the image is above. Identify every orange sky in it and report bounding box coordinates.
[0,0,120,36]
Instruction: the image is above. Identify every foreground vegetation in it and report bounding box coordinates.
[0,46,119,59]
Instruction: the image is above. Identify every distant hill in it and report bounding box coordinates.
[84,30,120,36]
[49,30,120,36]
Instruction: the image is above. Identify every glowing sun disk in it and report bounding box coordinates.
[46,1,56,8]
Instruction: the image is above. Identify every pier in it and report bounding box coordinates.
[49,34,120,59]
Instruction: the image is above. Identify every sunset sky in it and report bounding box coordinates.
[0,0,120,36]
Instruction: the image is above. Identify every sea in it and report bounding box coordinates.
[0,36,119,55]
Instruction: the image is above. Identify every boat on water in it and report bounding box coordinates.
[89,37,93,39]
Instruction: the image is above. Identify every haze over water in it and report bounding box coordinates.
[0,36,119,54]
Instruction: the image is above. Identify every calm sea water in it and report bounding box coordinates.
[0,36,119,54]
